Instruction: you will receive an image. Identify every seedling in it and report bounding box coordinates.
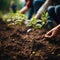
[2,12,27,27]
[27,12,49,29]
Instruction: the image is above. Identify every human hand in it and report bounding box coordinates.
[45,26,59,38]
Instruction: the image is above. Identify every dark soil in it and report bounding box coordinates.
[0,19,60,60]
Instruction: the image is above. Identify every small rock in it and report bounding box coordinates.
[27,29,32,33]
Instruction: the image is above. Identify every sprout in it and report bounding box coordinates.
[2,12,27,26]
[34,24,42,29]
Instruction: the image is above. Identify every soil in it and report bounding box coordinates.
[0,19,60,60]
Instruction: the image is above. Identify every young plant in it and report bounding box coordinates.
[34,12,49,29]
[26,17,37,27]
[2,12,27,27]
[27,12,49,29]
[40,12,49,25]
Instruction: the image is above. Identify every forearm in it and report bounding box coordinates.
[35,0,52,19]
[56,24,60,30]
[20,6,28,14]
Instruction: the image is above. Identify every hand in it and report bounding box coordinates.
[19,10,23,14]
[34,13,41,19]
[45,26,59,38]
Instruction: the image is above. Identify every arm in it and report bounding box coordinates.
[35,0,52,19]
[45,24,60,38]
[20,0,30,14]
[20,6,28,14]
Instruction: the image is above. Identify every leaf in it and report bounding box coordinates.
[34,24,42,29]
[31,18,37,25]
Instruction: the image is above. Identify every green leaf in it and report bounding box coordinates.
[34,24,42,29]
[31,18,37,25]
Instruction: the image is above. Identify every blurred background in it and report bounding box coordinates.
[0,0,25,13]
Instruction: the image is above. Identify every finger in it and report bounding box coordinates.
[46,29,53,35]
[47,30,56,38]
[45,34,52,38]
[50,30,57,37]
[45,30,53,38]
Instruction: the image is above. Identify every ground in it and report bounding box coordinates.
[0,19,60,60]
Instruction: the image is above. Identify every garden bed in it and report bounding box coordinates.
[0,19,60,60]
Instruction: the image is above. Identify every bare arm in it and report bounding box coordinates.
[35,0,52,19]
[20,0,30,14]
[20,6,28,14]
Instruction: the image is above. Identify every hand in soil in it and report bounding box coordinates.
[45,26,60,38]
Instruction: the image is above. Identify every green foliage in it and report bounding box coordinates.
[2,11,27,27]
[34,24,42,29]
[40,12,49,24]
[27,18,37,27]
[2,11,49,29]
[27,12,49,29]
[0,0,23,11]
